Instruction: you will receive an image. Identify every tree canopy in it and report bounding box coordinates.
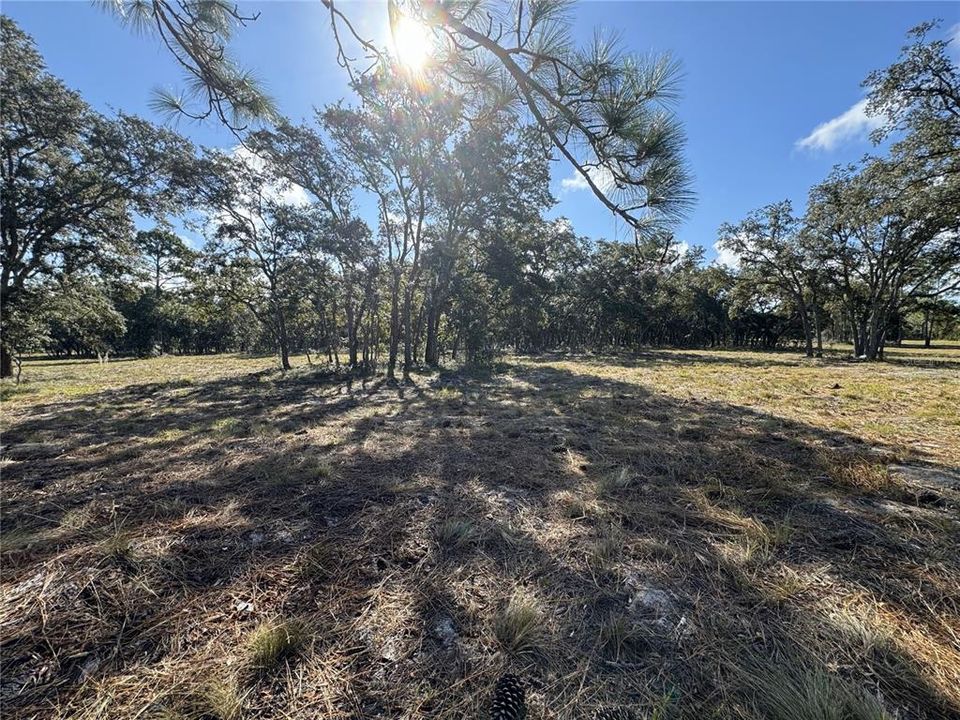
[1,14,958,379]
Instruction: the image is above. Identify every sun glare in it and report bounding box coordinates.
[391,15,432,72]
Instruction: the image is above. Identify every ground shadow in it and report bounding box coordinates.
[1,356,957,719]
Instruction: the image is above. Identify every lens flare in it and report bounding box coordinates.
[391,15,432,72]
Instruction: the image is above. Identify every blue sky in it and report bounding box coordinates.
[5,1,958,261]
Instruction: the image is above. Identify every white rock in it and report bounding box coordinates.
[623,573,676,615]
[431,614,457,647]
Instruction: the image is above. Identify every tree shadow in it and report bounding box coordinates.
[1,358,957,718]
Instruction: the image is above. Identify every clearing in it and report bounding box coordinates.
[1,348,959,719]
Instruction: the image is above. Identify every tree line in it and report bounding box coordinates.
[720,21,960,360]
[2,15,958,380]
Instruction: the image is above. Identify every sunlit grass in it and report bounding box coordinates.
[2,353,302,409]
[2,347,958,717]
[532,345,960,465]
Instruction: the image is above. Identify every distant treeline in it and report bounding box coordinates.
[2,17,958,379]
[34,230,960,365]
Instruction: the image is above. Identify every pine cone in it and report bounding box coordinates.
[594,707,636,720]
[491,673,526,720]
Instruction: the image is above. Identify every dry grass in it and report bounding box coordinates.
[1,347,958,719]
[436,517,478,551]
[195,677,248,720]
[493,592,544,657]
[744,659,893,720]
[245,618,309,672]
[599,613,647,661]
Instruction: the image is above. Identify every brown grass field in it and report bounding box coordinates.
[1,346,959,719]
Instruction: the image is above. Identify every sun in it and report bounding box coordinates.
[391,14,432,72]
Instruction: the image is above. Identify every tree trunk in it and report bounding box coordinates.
[277,311,291,370]
[387,271,401,381]
[412,301,425,365]
[402,287,413,382]
[864,330,881,361]
[852,310,867,358]
[154,259,164,354]
[330,297,341,369]
[863,306,888,361]
[812,304,823,358]
[346,300,358,368]
[425,302,440,366]
[798,306,814,358]
[1,345,13,378]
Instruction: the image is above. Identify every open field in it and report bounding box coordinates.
[2,349,959,719]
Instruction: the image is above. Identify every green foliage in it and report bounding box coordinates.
[45,278,127,357]
[806,147,959,359]
[106,0,694,236]
[1,17,192,374]
[3,13,958,383]
[2,293,51,381]
[100,0,276,132]
[718,202,824,357]
[864,19,960,154]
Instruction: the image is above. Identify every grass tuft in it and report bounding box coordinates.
[436,518,477,550]
[245,618,309,672]
[296,542,336,581]
[211,417,244,436]
[599,613,646,660]
[153,428,189,443]
[559,494,593,520]
[99,530,137,570]
[831,458,891,492]
[766,565,812,603]
[598,466,636,495]
[494,592,543,657]
[195,677,247,720]
[588,532,622,570]
[60,505,95,531]
[746,661,893,720]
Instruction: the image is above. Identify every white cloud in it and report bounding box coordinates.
[380,210,406,235]
[560,174,588,191]
[795,99,883,152]
[204,147,311,238]
[561,165,616,193]
[232,146,310,207]
[279,183,310,207]
[712,239,740,269]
